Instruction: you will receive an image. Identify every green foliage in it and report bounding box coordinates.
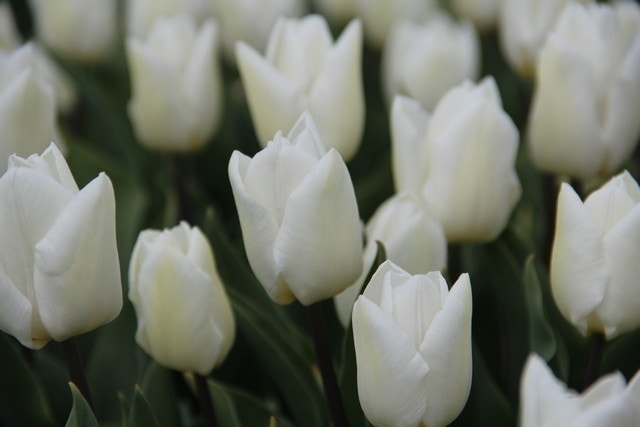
[65,383,98,427]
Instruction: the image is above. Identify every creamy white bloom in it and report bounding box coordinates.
[312,0,357,25]
[127,15,222,151]
[0,143,122,350]
[127,0,214,37]
[228,113,363,305]
[353,261,472,427]
[129,222,235,375]
[499,0,585,77]
[520,354,640,427]
[213,0,306,65]
[551,171,640,339]
[354,0,437,48]
[0,44,61,174]
[450,0,500,32]
[236,15,364,161]
[29,0,117,62]
[391,80,521,243]
[334,192,447,326]
[528,1,640,179]
[383,13,480,111]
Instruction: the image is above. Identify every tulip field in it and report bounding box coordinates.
[1,1,640,426]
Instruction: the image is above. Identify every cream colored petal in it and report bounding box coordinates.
[0,265,44,349]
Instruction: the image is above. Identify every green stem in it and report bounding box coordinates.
[195,374,218,427]
[171,154,194,224]
[307,302,348,427]
[583,332,606,390]
[62,338,94,411]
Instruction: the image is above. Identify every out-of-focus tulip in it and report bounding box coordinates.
[499,0,587,78]
[382,13,480,111]
[391,79,521,243]
[127,15,222,152]
[528,1,640,180]
[0,44,60,174]
[354,0,437,48]
[228,112,363,306]
[126,0,214,37]
[0,143,122,350]
[28,0,117,62]
[311,0,357,26]
[334,192,447,326]
[551,171,640,339]
[212,0,306,65]
[353,261,472,427]
[450,0,500,32]
[128,222,235,375]
[236,15,364,161]
[520,353,640,427]
[0,4,21,51]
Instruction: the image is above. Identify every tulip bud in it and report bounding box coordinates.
[528,1,640,180]
[126,0,214,37]
[334,192,447,326]
[0,43,60,174]
[382,13,480,112]
[28,0,117,62]
[450,0,500,32]
[391,79,521,243]
[551,171,640,339]
[520,354,640,427]
[127,15,223,152]
[212,0,306,65]
[228,112,363,306]
[353,261,472,427]
[0,143,122,350]
[128,222,235,375]
[498,0,585,77]
[236,15,364,161]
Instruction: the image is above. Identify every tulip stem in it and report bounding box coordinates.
[307,302,348,427]
[62,337,95,411]
[195,374,218,427]
[171,154,194,224]
[583,332,606,390]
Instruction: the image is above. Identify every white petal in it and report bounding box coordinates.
[353,297,429,427]
[362,260,407,306]
[550,183,609,335]
[34,173,122,341]
[274,150,362,305]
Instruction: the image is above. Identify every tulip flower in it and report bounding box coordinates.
[28,0,117,62]
[450,0,499,32]
[128,222,235,375]
[0,143,122,350]
[528,1,640,180]
[334,192,447,326]
[382,13,480,111]
[127,15,222,151]
[0,43,60,174]
[126,0,214,37]
[228,112,363,305]
[391,79,521,243]
[499,0,584,78]
[354,0,437,48]
[520,354,640,427]
[353,261,472,427]
[236,15,364,161]
[551,171,640,339]
[212,0,306,65]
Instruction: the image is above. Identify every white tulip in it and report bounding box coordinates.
[353,261,472,427]
[551,171,640,339]
[126,0,214,37]
[382,13,480,111]
[520,353,640,427]
[127,15,222,151]
[450,0,500,32]
[334,192,447,326]
[528,1,640,179]
[0,143,122,350]
[391,79,521,243]
[228,112,363,305]
[29,0,117,62]
[236,15,364,161]
[129,222,235,375]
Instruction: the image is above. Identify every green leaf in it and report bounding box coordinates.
[140,362,181,427]
[65,383,98,427]
[127,386,160,427]
[523,256,557,361]
[0,334,55,427]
